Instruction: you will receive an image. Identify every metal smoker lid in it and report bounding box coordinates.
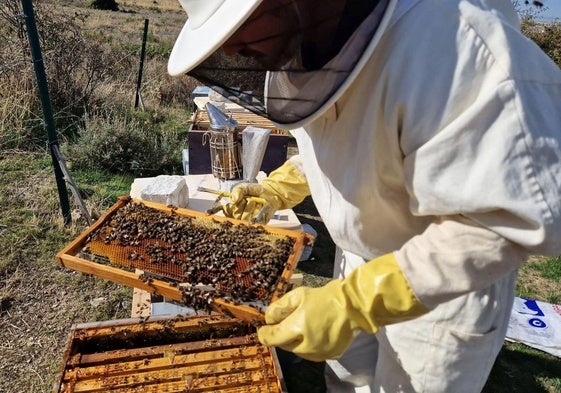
[206,102,238,130]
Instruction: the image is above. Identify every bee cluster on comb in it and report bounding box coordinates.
[82,200,295,313]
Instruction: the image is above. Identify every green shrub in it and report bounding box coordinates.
[64,110,186,177]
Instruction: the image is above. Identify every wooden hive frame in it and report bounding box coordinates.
[53,315,287,393]
[56,196,314,322]
[192,110,288,135]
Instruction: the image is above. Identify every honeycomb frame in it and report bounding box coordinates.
[56,196,313,322]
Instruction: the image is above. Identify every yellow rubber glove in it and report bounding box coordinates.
[223,160,310,223]
[258,253,428,362]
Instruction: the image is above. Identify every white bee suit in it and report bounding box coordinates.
[282,0,561,390]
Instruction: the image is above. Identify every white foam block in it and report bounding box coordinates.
[139,175,189,208]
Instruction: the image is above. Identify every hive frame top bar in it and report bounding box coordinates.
[53,314,288,393]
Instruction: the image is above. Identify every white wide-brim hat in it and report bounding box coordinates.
[168,0,263,76]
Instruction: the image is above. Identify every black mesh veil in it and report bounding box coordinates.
[186,0,391,128]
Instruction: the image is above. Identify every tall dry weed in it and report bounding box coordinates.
[0,0,135,149]
[0,75,42,149]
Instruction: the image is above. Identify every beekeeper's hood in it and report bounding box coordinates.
[169,0,396,129]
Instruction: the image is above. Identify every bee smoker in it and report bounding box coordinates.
[204,103,243,188]
[203,102,272,192]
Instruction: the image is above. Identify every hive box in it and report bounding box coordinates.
[53,315,287,393]
[187,109,289,175]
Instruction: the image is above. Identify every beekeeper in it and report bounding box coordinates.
[168,0,561,391]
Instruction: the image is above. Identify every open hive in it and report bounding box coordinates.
[56,197,313,321]
[192,109,288,135]
[54,315,286,393]
[187,109,289,175]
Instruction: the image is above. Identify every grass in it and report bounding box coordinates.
[531,256,561,280]
[517,256,561,304]
[484,342,561,393]
[0,149,137,392]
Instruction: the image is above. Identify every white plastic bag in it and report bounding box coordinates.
[506,297,561,357]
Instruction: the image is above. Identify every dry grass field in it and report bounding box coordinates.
[70,0,184,41]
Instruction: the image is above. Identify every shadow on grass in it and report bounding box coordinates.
[277,349,327,393]
[483,342,561,393]
[292,196,335,282]
[278,341,561,393]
